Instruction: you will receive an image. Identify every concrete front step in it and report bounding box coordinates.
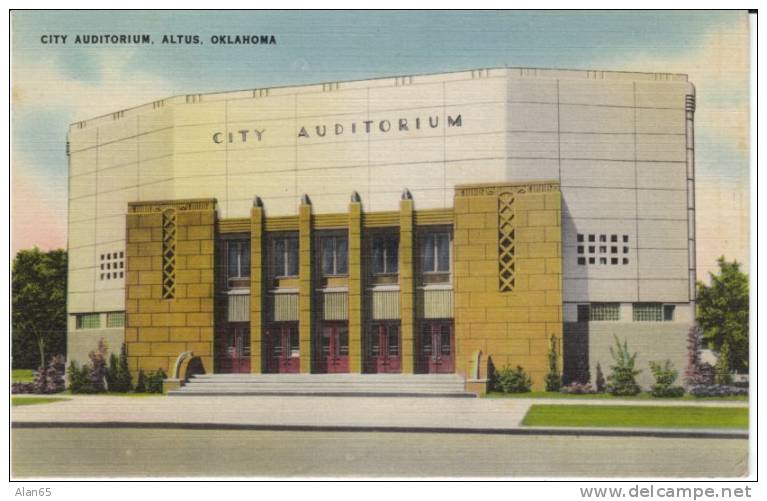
[168,373,475,397]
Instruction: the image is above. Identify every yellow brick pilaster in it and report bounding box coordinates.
[298,199,313,373]
[348,198,363,373]
[399,197,415,373]
[250,200,264,373]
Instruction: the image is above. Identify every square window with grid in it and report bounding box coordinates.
[76,313,101,329]
[99,251,125,280]
[633,303,663,321]
[576,234,630,266]
[590,303,620,321]
[106,312,125,328]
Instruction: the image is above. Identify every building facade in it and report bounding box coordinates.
[66,67,697,390]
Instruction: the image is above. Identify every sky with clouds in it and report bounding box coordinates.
[10,10,751,277]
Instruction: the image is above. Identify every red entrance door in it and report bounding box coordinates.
[318,323,349,373]
[366,323,401,373]
[216,325,251,373]
[417,322,454,373]
[265,324,300,373]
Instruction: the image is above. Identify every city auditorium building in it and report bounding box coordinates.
[66,67,697,391]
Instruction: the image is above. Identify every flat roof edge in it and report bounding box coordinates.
[69,66,690,130]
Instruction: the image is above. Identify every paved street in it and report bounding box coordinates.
[12,428,748,478]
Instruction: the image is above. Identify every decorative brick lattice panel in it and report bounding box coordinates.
[161,208,177,299]
[498,190,516,292]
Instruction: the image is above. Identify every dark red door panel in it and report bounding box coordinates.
[216,325,251,373]
[265,324,299,373]
[318,323,349,373]
[417,321,453,374]
[366,323,401,373]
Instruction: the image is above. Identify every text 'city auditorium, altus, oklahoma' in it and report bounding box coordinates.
[66,67,697,392]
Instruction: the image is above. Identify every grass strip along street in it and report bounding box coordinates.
[522,404,748,429]
[12,397,70,407]
[486,391,748,401]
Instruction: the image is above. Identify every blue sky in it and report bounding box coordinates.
[11,10,751,273]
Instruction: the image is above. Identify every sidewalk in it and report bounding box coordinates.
[11,394,748,438]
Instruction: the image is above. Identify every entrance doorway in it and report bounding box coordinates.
[417,321,454,373]
[264,323,300,373]
[365,323,401,373]
[215,324,251,373]
[316,322,349,373]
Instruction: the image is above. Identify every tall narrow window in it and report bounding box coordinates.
[273,236,299,277]
[320,235,348,276]
[371,234,399,275]
[421,232,450,273]
[161,208,177,299]
[227,240,251,286]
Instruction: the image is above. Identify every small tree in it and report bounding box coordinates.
[115,344,133,392]
[106,344,132,392]
[715,341,733,385]
[606,336,641,396]
[544,335,562,392]
[697,257,749,372]
[595,363,605,393]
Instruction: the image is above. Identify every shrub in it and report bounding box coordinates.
[86,339,108,393]
[560,382,595,394]
[105,344,132,392]
[715,341,734,385]
[33,354,66,394]
[595,363,606,393]
[11,382,36,394]
[606,336,641,396]
[544,335,562,392]
[135,369,147,393]
[689,385,748,398]
[495,365,532,393]
[13,355,66,394]
[649,360,685,398]
[145,368,167,394]
[67,360,97,394]
[105,353,119,390]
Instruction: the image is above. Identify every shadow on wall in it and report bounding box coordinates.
[185,356,207,380]
[563,322,590,385]
[487,355,497,391]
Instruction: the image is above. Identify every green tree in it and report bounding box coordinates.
[12,248,67,369]
[697,257,749,372]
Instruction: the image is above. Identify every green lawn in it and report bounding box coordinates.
[12,397,70,407]
[12,369,35,383]
[522,404,748,429]
[58,390,163,397]
[486,391,748,402]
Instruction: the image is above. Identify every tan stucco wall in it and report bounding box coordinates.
[125,200,216,377]
[453,182,563,390]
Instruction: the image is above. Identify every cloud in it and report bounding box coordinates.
[12,48,179,123]
[695,176,750,277]
[11,48,180,253]
[608,18,750,157]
